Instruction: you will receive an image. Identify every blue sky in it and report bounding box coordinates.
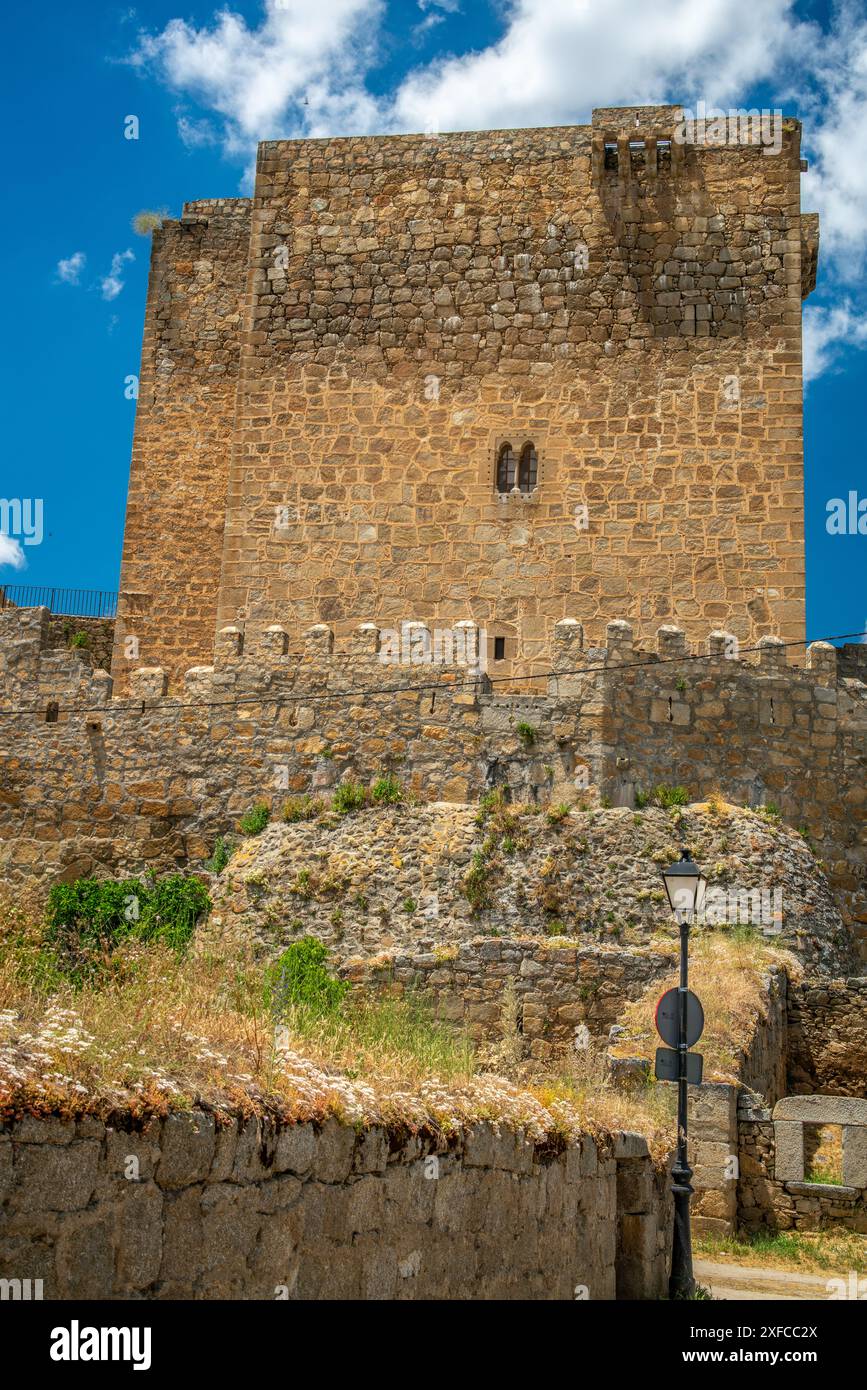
[2,0,865,645]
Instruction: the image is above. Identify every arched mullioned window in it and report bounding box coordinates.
[496,443,516,493]
[496,441,538,495]
[518,443,538,493]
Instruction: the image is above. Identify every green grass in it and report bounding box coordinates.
[284,988,475,1079]
[695,1228,867,1275]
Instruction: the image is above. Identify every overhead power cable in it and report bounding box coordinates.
[0,629,863,724]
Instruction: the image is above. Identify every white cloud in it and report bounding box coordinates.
[129,0,384,155]
[101,249,135,301]
[797,5,867,276]
[131,0,810,152]
[0,534,26,570]
[391,0,808,135]
[803,302,867,382]
[56,251,86,285]
[177,112,219,148]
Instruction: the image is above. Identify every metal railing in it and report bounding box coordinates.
[0,585,118,618]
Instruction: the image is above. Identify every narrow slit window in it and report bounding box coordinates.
[518,442,537,493]
[603,142,618,171]
[494,636,506,662]
[496,442,516,493]
[657,139,672,171]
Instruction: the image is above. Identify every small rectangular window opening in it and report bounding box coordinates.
[657,140,672,171]
[629,140,646,168]
[603,142,618,172]
[494,636,506,662]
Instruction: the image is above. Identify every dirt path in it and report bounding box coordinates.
[695,1259,841,1301]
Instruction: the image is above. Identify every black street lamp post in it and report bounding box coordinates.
[661,848,707,1300]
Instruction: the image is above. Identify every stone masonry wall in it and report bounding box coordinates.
[203,798,848,970]
[0,605,863,962]
[787,977,867,1096]
[111,200,252,692]
[737,1104,867,1235]
[0,1111,671,1300]
[45,618,115,675]
[343,939,673,1062]
[113,109,815,692]
[215,112,809,671]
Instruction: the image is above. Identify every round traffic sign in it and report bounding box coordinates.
[654,988,704,1048]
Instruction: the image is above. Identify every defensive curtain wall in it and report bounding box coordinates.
[1,604,864,955]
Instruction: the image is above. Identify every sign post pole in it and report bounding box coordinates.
[669,911,695,1300]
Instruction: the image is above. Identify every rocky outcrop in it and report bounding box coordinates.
[203,803,853,975]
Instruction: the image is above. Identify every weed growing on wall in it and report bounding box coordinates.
[635,784,690,810]
[371,774,403,805]
[205,836,232,874]
[332,781,368,816]
[239,803,270,835]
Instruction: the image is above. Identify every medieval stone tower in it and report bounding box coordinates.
[112,104,818,690]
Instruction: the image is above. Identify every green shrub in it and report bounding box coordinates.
[264,937,349,1019]
[44,874,210,980]
[281,795,322,823]
[516,721,537,746]
[239,803,270,836]
[332,781,367,815]
[69,631,89,650]
[547,803,571,826]
[371,774,403,805]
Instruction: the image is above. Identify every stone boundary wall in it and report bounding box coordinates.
[344,938,673,1061]
[787,977,867,1096]
[0,1111,671,1300]
[737,1095,867,1234]
[0,605,864,954]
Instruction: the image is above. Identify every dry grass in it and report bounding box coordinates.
[0,900,787,1162]
[528,1044,678,1162]
[0,904,671,1156]
[611,929,799,1082]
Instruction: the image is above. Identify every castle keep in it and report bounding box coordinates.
[113,106,818,691]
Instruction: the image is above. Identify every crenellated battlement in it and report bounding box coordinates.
[1,605,861,712]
